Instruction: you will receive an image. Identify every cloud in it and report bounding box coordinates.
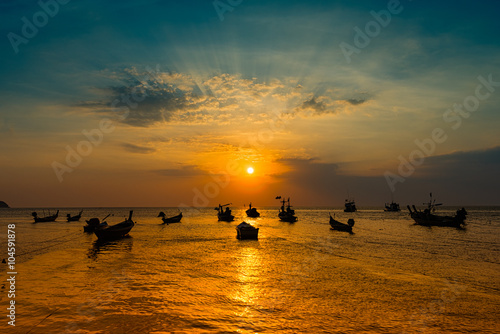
[120,142,156,154]
[418,146,500,177]
[79,69,370,127]
[346,97,368,105]
[154,165,205,177]
[273,150,499,206]
[298,96,329,115]
[272,157,389,205]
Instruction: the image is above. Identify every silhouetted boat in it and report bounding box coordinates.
[245,203,260,218]
[32,210,59,223]
[236,222,259,240]
[67,210,83,222]
[94,210,135,240]
[216,203,234,221]
[407,193,467,228]
[384,202,401,212]
[329,214,354,233]
[84,214,110,232]
[344,199,357,212]
[158,211,182,224]
[276,196,297,222]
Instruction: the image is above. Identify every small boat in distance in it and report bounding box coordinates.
[407,193,467,228]
[216,203,234,222]
[84,214,110,232]
[67,210,83,222]
[158,211,182,224]
[344,199,357,212]
[384,201,401,212]
[245,203,260,218]
[94,210,135,240]
[329,214,354,233]
[236,222,259,240]
[276,196,298,222]
[32,210,59,223]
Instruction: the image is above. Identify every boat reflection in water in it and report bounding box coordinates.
[87,237,134,261]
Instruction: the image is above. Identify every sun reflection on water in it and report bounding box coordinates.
[230,244,262,317]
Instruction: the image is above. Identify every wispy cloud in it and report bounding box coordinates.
[120,142,156,154]
[78,69,372,127]
[154,165,205,177]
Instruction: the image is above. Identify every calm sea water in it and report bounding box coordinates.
[1,207,499,334]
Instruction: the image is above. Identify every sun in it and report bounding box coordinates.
[247,167,254,174]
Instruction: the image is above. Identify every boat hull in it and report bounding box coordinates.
[34,217,58,223]
[94,221,134,240]
[329,216,354,233]
[218,214,234,222]
[161,213,182,224]
[67,213,82,222]
[32,210,59,223]
[246,209,260,218]
[279,213,297,222]
[410,214,465,228]
[408,205,467,228]
[236,227,259,240]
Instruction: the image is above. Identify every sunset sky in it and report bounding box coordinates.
[1,0,499,207]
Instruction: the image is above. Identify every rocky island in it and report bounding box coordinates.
[0,201,10,208]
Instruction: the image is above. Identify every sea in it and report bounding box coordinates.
[0,206,499,334]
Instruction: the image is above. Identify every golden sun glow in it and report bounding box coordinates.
[247,167,254,174]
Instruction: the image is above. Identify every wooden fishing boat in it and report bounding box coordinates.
[32,210,59,223]
[67,210,83,222]
[384,201,401,212]
[216,203,234,222]
[236,222,259,240]
[276,196,297,222]
[245,203,260,218]
[344,199,357,212]
[408,193,467,228]
[329,214,354,233]
[158,211,182,224]
[94,211,135,240]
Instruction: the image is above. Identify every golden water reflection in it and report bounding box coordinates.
[230,243,263,319]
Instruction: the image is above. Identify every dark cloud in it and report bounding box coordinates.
[297,96,333,115]
[106,77,194,127]
[346,98,367,105]
[428,146,500,165]
[120,142,156,154]
[275,148,500,206]
[400,146,500,184]
[389,146,500,205]
[154,165,205,178]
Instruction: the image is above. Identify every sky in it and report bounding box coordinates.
[0,0,499,208]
